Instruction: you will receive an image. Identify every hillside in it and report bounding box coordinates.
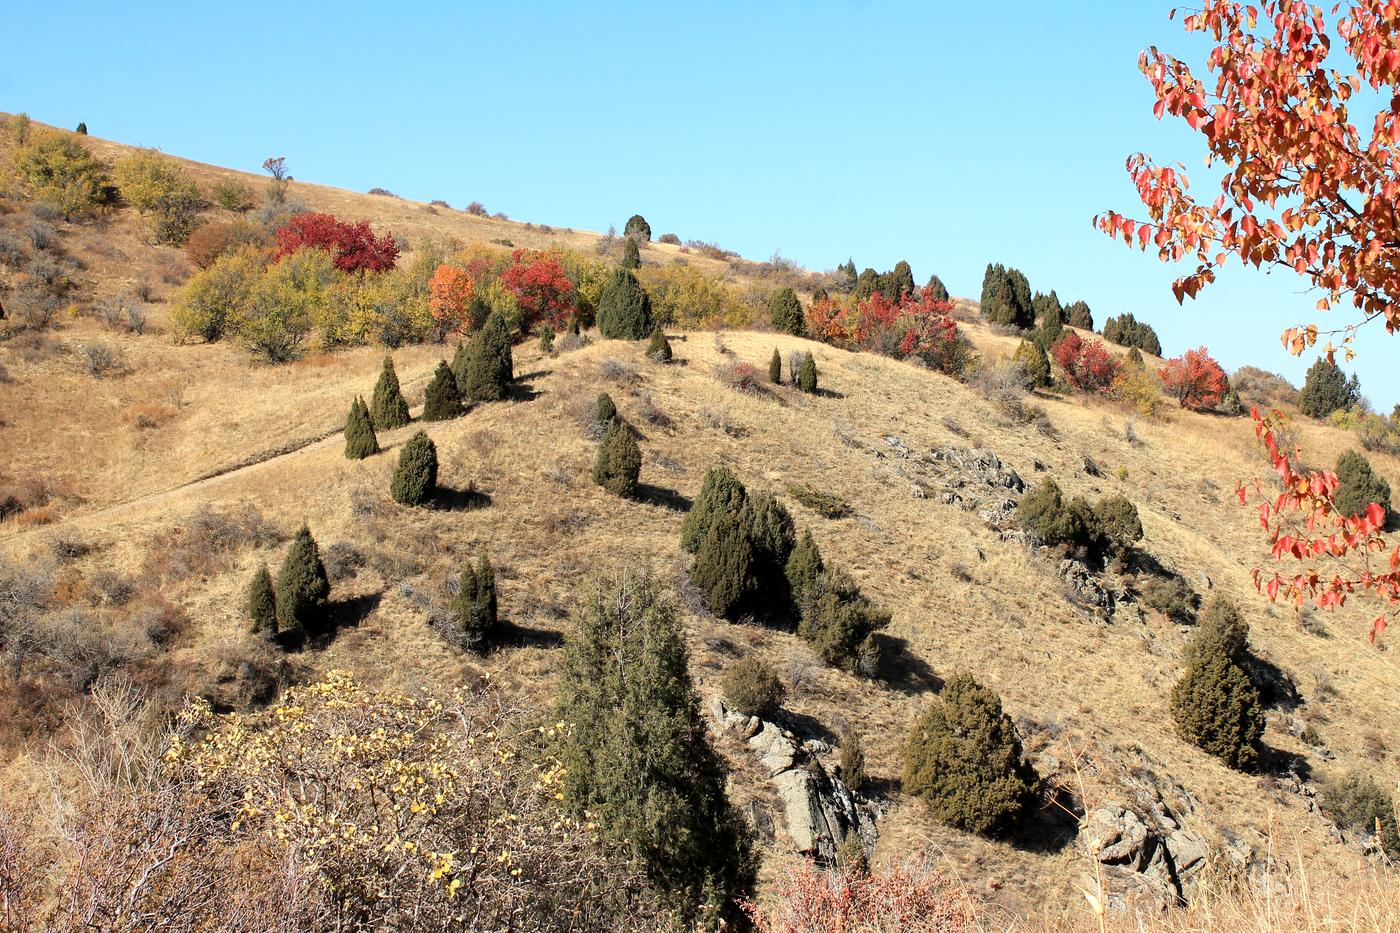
[2,117,1400,930]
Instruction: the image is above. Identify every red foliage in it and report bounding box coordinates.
[1241,408,1395,644]
[1158,346,1228,409]
[805,296,848,343]
[427,265,475,340]
[1051,332,1120,393]
[1098,2,1400,360]
[807,286,961,372]
[274,212,398,274]
[497,249,576,330]
[744,858,976,933]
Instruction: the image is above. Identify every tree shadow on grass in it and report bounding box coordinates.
[433,484,491,511]
[291,591,383,650]
[874,634,943,695]
[635,483,692,513]
[493,618,565,650]
[1010,783,1083,854]
[812,387,846,400]
[505,381,543,402]
[774,708,837,745]
[514,369,551,382]
[1259,744,1313,780]
[1244,653,1304,711]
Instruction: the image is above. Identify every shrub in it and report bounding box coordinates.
[719,360,763,393]
[171,245,264,342]
[693,511,756,619]
[1334,449,1391,519]
[799,568,889,673]
[343,396,379,459]
[12,129,110,219]
[184,220,268,269]
[902,673,1040,836]
[421,360,463,421]
[722,655,786,719]
[1318,771,1400,855]
[1170,596,1264,771]
[595,392,618,425]
[275,525,330,644]
[1094,495,1143,554]
[1298,357,1361,419]
[370,356,411,429]
[234,247,332,362]
[1159,346,1229,409]
[645,325,672,362]
[453,556,498,649]
[498,249,577,333]
[1051,331,1119,393]
[555,571,756,926]
[769,288,805,335]
[1013,339,1051,388]
[150,181,205,245]
[1102,312,1161,355]
[748,857,976,932]
[839,729,867,793]
[659,232,680,245]
[427,264,476,339]
[1016,478,1100,550]
[539,325,555,352]
[1137,573,1197,622]
[463,310,514,403]
[391,431,438,506]
[211,178,254,212]
[274,212,398,274]
[769,348,782,383]
[247,563,277,637]
[597,269,653,339]
[786,483,852,520]
[623,214,651,241]
[785,529,825,617]
[621,236,641,270]
[682,466,748,552]
[797,351,819,393]
[1108,364,1164,419]
[593,420,641,498]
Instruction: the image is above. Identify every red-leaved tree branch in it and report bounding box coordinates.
[1097,1,1400,359]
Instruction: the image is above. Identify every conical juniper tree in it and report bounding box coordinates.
[768,288,804,336]
[343,396,379,459]
[275,524,330,645]
[391,430,438,506]
[597,268,653,340]
[692,510,756,619]
[1170,596,1265,771]
[463,310,513,403]
[593,419,641,498]
[680,465,748,553]
[453,555,498,649]
[769,348,783,384]
[554,570,757,927]
[247,562,277,637]
[796,351,819,393]
[741,489,796,618]
[370,355,410,430]
[645,325,672,362]
[421,360,462,421]
[595,392,618,426]
[621,236,641,270]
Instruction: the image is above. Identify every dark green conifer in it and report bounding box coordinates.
[812,286,829,303]
[903,673,1040,836]
[1013,340,1050,388]
[1299,357,1361,419]
[925,275,950,302]
[768,287,805,335]
[449,341,470,391]
[597,268,653,340]
[799,568,889,672]
[463,310,513,403]
[622,214,651,241]
[593,419,641,497]
[275,525,330,643]
[646,325,672,362]
[797,351,818,393]
[1065,300,1094,330]
[1334,449,1391,519]
[1031,290,1064,325]
[75,122,88,135]
[391,431,438,506]
[692,511,756,619]
[881,260,915,301]
[421,360,462,421]
[785,529,824,615]
[1170,596,1265,771]
[539,325,555,353]
[595,392,618,425]
[247,562,277,637]
[681,465,748,553]
[852,267,880,301]
[621,236,641,270]
[343,396,379,459]
[453,555,498,649]
[769,347,783,384]
[370,355,410,430]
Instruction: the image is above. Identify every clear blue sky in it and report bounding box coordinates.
[3,1,1392,405]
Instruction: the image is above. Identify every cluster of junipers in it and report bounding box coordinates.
[391,431,438,506]
[902,673,1041,836]
[554,571,756,927]
[598,268,653,339]
[452,309,514,402]
[594,418,642,497]
[1102,312,1163,356]
[1016,478,1143,559]
[1334,449,1391,519]
[645,325,672,362]
[371,356,411,429]
[837,259,918,303]
[247,524,331,647]
[769,287,805,335]
[453,556,498,649]
[682,467,887,672]
[343,396,379,459]
[1169,596,1265,771]
[925,274,950,303]
[980,263,1034,329]
[1298,356,1362,419]
[421,361,462,421]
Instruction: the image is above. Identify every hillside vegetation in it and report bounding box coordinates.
[1,115,1399,931]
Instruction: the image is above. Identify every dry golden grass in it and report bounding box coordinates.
[2,117,1399,927]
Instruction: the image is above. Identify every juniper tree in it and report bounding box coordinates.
[925,274,950,302]
[785,529,824,617]
[1094,495,1143,556]
[692,510,756,620]
[391,431,438,506]
[1065,300,1094,330]
[247,563,277,637]
[796,351,818,393]
[343,396,379,459]
[275,524,330,644]
[902,673,1040,836]
[722,655,785,719]
[811,286,829,303]
[593,419,641,497]
[453,555,498,649]
[852,267,880,301]
[449,341,470,390]
[621,236,641,270]
[554,571,757,927]
[464,310,513,403]
[1031,290,1064,326]
[799,568,889,673]
[880,260,915,302]
[681,465,748,553]
[595,392,618,426]
[1013,340,1051,388]
[1170,596,1265,771]
[769,347,783,384]
[539,325,555,353]
[421,360,462,421]
[646,325,672,362]
[1334,449,1391,519]
[768,288,805,336]
[839,728,867,793]
[597,268,653,339]
[1299,357,1361,419]
[370,355,410,430]
[741,489,796,615]
[622,214,651,241]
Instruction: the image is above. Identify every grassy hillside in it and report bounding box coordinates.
[2,117,1399,929]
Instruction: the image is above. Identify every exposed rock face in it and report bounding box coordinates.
[874,438,1027,529]
[711,697,877,864]
[1058,559,1112,620]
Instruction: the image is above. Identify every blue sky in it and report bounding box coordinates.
[3,1,1392,405]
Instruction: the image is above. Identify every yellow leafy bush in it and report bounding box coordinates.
[638,263,754,329]
[1108,364,1163,420]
